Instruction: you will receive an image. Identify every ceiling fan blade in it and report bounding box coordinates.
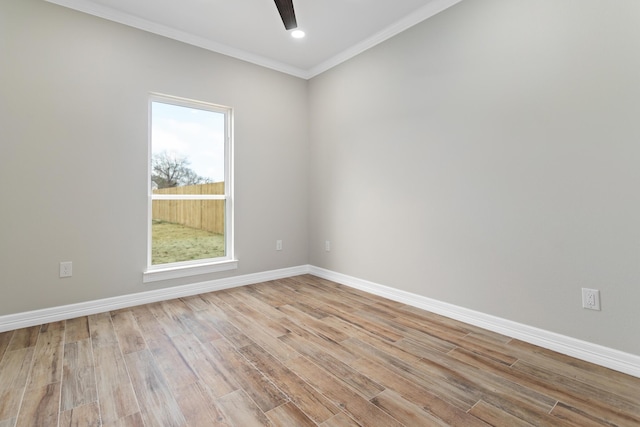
[274,0,298,30]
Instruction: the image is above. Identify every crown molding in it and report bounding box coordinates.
[44,0,310,79]
[45,0,463,80]
[307,0,463,78]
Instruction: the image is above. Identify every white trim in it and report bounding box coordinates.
[148,94,234,272]
[2,263,637,378]
[0,265,310,333]
[143,259,239,283]
[152,195,226,201]
[307,0,464,78]
[45,0,463,80]
[308,266,640,379]
[44,0,310,79]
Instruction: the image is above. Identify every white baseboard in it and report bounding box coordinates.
[2,264,638,378]
[0,265,310,333]
[309,266,640,379]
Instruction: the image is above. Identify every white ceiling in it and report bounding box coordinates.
[45,0,462,79]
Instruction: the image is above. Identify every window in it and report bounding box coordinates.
[144,94,235,283]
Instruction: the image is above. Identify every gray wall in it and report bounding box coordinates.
[0,0,309,313]
[308,0,640,356]
[2,0,639,358]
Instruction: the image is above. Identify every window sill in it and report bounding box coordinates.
[143,259,238,283]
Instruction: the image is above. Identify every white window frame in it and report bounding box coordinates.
[143,93,236,283]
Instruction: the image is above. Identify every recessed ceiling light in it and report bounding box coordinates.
[291,30,305,39]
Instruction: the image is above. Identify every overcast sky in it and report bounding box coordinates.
[151,101,225,182]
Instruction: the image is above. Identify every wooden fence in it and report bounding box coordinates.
[152,183,225,234]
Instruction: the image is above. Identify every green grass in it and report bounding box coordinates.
[152,220,225,264]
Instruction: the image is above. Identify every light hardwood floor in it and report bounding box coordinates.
[0,275,638,426]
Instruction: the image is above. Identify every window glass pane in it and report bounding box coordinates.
[151,199,226,265]
[151,101,225,194]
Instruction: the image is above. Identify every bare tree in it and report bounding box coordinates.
[152,151,210,188]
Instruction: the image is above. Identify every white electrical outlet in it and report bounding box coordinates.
[325,240,331,252]
[582,288,601,311]
[276,240,283,251]
[59,261,73,278]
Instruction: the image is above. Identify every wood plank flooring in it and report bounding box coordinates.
[0,274,638,426]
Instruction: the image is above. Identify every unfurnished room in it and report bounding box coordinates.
[1,0,639,425]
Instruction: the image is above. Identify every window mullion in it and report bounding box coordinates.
[151,194,226,201]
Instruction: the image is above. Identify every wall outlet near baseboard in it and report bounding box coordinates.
[582,288,601,310]
[325,240,331,252]
[276,240,283,251]
[59,261,73,278]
